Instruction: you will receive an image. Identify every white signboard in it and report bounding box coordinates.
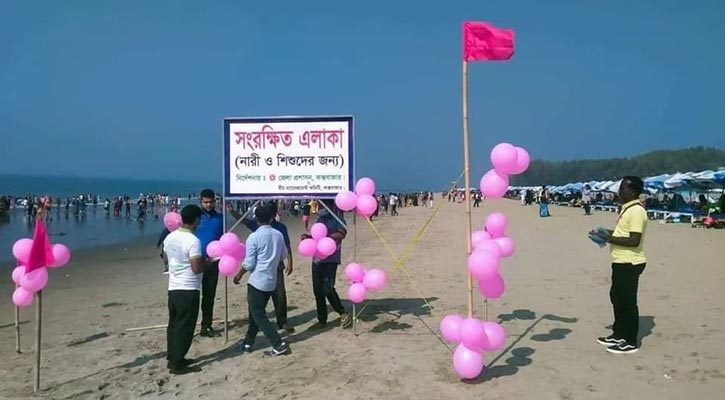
[224,116,354,199]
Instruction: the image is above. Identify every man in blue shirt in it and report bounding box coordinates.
[233,204,290,356]
[301,199,352,329]
[196,189,224,337]
[227,201,294,332]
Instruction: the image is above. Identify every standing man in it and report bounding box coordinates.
[233,204,290,356]
[227,201,295,333]
[592,176,648,354]
[163,205,204,374]
[582,184,592,216]
[302,199,352,329]
[196,189,224,337]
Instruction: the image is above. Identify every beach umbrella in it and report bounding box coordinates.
[644,174,671,190]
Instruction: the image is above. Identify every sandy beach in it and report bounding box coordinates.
[1,199,724,399]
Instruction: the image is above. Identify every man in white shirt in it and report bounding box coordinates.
[163,205,204,374]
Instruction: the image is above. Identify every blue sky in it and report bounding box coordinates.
[1,0,724,190]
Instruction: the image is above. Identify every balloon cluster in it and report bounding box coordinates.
[206,233,246,277]
[468,212,513,299]
[163,211,182,232]
[334,177,378,217]
[298,223,338,259]
[439,315,506,379]
[480,143,530,198]
[344,263,387,303]
[10,238,71,308]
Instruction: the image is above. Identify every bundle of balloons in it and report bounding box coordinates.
[344,263,387,303]
[298,223,338,259]
[479,143,530,198]
[440,315,506,379]
[206,232,246,277]
[10,231,71,308]
[334,177,378,217]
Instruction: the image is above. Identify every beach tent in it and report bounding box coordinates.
[663,172,694,189]
[644,174,671,190]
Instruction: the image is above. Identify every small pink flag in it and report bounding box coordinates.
[463,21,515,62]
[25,219,54,273]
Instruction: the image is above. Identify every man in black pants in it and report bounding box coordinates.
[196,189,224,337]
[591,176,648,354]
[302,199,352,329]
[163,205,204,374]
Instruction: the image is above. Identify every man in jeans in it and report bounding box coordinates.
[233,204,289,356]
[196,189,224,338]
[227,201,294,332]
[302,199,352,329]
[163,205,204,374]
[591,176,648,354]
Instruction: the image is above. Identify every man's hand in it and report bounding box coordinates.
[233,269,246,285]
[285,263,293,276]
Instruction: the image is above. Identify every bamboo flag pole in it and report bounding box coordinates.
[33,290,42,393]
[462,60,475,318]
[224,277,229,343]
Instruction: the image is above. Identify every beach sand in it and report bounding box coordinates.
[1,199,724,399]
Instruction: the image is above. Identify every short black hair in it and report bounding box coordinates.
[254,203,274,224]
[266,200,278,214]
[320,198,336,212]
[200,189,215,200]
[621,176,644,196]
[181,205,202,224]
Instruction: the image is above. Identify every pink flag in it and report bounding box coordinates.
[25,219,53,273]
[463,21,515,62]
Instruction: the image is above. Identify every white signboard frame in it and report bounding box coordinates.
[223,116,355,199]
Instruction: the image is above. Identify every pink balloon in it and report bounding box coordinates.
[317,237,337,257]
[163,212,182,231]
[440,314,464,343]
[335,191,358,212]
[345,263,365,283]
[298,238,318,258]
[478,274,505,299]
[471,230,492,249]
[50,244,71,268]
[13,286,34,308]
[480,169,509,199]
[206,240,223,258]
[460,318,489,351]
[348,282,367,304]
[12,265,26,285]
[310,223,328,241]
[20,267,48,293]
[356,195,377,217]
[314,250,326,259]
[453,344,484,379]
[228,242,246,260]
[220,232,241,254]
[490,142,518,174]
[12,238,33,264]
[510,147,530,175]
[481,321,506,351]
[467,250,500,281]
[362,268,387,292]
[218,255,239,277]
[493,236,515,257]
[476,240,502,258]
[355,177,376,196]
[485,213,507,238]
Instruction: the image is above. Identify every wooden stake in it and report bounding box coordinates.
[224,277,229,343]
[462,60,475,318]
[33,290,42,394]
[15,305,20,353]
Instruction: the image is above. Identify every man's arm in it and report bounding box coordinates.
[189,239,204,274]
[607,232,642,248]
[225,204,253,229]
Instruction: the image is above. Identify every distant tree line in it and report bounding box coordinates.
[511,146,725,186]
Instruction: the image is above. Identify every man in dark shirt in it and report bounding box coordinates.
[195,189,224,337]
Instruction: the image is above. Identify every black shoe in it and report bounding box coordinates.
[199,327,221,338]
[236,341,253,354]
[279,324,296,333]
[606,342,639,354]
[169,364,202,375]
[263,341,289,357]
[597,335,624,346]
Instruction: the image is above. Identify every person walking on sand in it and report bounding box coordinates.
[538,186,551,218]
[582,184,593,216]
[591,176,648,354]
[163,205,204,374]
[227,201,295,333]
[233,204,290,356]
[196,189,224,338]
[301,199,352,330]
[302,200,311,230]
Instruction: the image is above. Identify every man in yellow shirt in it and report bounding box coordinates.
[591,176,647,354]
